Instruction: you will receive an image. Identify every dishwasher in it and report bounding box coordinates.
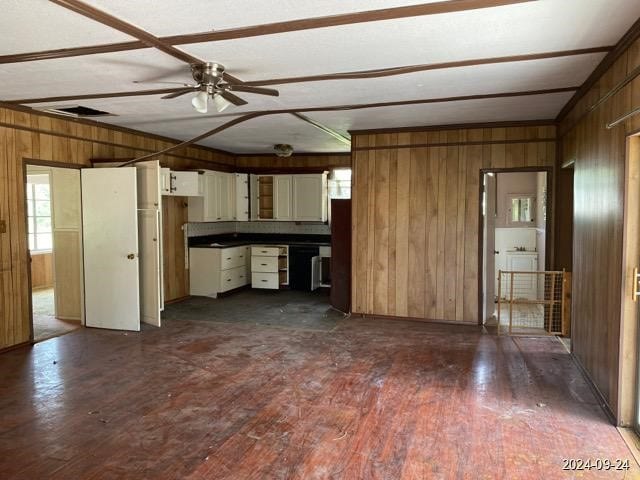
[288,245,320,291]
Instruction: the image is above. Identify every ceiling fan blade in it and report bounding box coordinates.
[230,85,279,97]
[222,72,244,85]
[162,87,198,99]
[220,90,248,106]
[134,80,193,86]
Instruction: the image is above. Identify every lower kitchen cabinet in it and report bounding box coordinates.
[189,246,250,297]
[251,245,288,289]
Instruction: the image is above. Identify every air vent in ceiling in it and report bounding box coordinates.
[39,105,113,118]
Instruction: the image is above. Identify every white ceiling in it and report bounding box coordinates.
[2,0,640,154]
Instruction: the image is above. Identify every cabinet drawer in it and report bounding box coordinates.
[251,256,281,272]
[251,246,285,257]
[220,266,247,292]
[252,272,279,289]
[220,246,248,270]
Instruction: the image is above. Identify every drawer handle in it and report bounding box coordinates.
[261,250,268,253]
[239,275,244,278]
[261,279,268,282]
[227,279,232,282]
[261,263,267,266]
[226,258,231,260]
[239,255,243,258]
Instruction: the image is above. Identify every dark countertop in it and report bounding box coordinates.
[189,233,331,249]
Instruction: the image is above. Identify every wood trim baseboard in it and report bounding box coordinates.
[0,341,31,354]
[571,351,618,426]
[164,295,191,305]
[352,312,480,327]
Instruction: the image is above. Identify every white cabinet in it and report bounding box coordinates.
[251,245,288,289]
[235,173,249,221]
[189,245,250,297]
[274,175,293,220]
[292,174,327,221]
[188,170,236,222]
[503,252,539,300]
[161,169,201,196]
[249,173,327,221]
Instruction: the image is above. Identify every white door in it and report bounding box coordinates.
[136,160,162,326]
[274,175,293,220]
[82,168,140,331]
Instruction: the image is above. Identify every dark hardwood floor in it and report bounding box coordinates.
[0,309,637,479]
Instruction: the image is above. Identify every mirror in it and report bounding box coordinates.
[508,195,535,224]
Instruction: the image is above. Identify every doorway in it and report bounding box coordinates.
[480,168,551,330]
[25,164,84,342]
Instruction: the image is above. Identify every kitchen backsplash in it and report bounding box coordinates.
[187,221,330,237]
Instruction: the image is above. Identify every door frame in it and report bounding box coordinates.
[619,133,640,428]
[22,158,84,343]
[477,166,554,326]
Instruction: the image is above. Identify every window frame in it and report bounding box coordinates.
[26,180,53,253]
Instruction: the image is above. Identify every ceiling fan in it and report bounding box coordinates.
[157,62,280,113]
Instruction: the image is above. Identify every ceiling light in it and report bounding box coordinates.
[274,144,294,157]
[191,91,208,113]
[212,93,232,113]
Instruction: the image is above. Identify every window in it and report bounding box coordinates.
[328,168,351,199]
[26,175,52,251]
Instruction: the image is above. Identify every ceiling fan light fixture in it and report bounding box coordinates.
[212,93,232,113]
[191,90,208,113]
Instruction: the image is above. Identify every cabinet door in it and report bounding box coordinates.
[204,173,219,221]
[293,174,327,221]
[224,173,236,220]
[160,168,171,195]
[274,175,293,220]
[172,171,201,196]
[236,173,249,221]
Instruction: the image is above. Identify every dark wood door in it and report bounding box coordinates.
[330,199,351,313]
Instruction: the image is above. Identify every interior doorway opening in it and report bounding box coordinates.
[25,163,84,343]
[481,168,551,332]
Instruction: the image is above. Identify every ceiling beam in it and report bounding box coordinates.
[9,87,190,105]
[93,86,578,127]
[119,112,270,166]
[7,46,600,106]
[556,16,640,122]
[246,47,611,86]
[290,113,351,145]
[49,0,203,65]
[3,0,534,65]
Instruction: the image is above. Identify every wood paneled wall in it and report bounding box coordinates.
[0,106,234,349]
[558,35,640,422]
[351,126,556,323]
[236,153,351,171]
[30,252,53,289]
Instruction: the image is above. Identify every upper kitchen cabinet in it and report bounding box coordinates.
[161,168,201,197]
[293,174,327,222]
[250,173,327,222]
[188,170,243,222]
